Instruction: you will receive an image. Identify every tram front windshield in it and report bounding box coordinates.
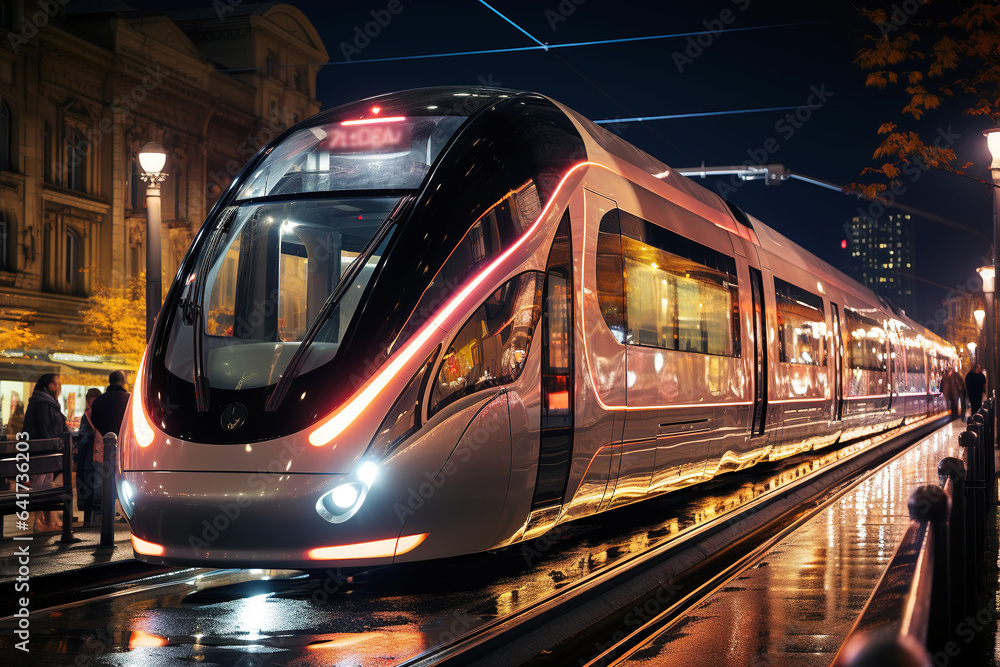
[164,113,466,391]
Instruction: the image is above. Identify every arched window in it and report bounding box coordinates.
[0,101,11,173]
[65,229,81,293]
[66,128,86,192]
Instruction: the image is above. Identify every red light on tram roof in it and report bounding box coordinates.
[841,239,848,249]
[341,116,407,126]
[371,106,381,114]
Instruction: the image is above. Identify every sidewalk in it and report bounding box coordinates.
[0,516,136,586]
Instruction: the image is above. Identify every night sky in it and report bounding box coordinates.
[126,0,997,331]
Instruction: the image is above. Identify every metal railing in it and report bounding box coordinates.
[834,398,996,666]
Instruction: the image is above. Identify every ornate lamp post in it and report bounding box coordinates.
[138,142,168,341]
[969,342,978,365]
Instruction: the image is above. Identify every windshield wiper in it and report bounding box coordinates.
[264,195,414,413]
[186,207,238,412]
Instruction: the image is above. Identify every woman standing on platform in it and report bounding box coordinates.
[77,387,102,526]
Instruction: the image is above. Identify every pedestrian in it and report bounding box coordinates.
[91,370,130,439]
[941,368,963,418]
[90,371,131,521]
[6,401,24,437]
[77,387,102,525]
[23,373,67,532]
[965,363,988,416]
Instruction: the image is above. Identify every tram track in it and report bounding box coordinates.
[0,416,951,665]
[403,415,950,666]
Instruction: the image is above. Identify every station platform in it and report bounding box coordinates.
[0,489,136,589]
[614,419,992,666]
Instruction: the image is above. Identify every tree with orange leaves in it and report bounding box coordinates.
[854,1,1000,198]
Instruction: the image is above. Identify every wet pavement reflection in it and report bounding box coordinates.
[616,419,962,667]
[0,420,951,666]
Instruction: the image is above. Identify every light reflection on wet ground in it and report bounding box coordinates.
[616,419,963,667]
[0,420,948,666]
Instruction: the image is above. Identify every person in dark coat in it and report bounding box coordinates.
[90,370,130,438]
[941,369,963,418]
[23,373,67,531]
[965,364,987,416]
[90,371,130,522]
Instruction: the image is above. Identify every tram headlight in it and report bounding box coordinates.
[330,483,361,509]
[315,461,380,524]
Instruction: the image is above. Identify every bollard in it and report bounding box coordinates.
[839,631,930,667]
[100,432,118,548]
[958,427,983,599]
[938,457,968,620]
[909,484,950,654]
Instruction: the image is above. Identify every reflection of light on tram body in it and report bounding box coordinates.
[116,86,959,571]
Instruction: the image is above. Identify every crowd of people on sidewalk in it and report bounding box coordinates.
[4,371,131,533]
[941,363,988,421]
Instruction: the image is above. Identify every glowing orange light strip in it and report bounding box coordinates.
[308,161,600,447]
[131,534,165,556]
[129,631,168,649]
[307,533,428,560]
[131,348,155,447]
[341,116,407,126]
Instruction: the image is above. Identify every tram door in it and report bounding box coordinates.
[831,303,845,421]
[749,268,768,437]
[531,212,575,510]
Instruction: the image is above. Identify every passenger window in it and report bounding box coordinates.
[619,211,739,357]
[596,210,625,342]
[430,272,544,416]
[774,278,826,366]
[845,308,887,372]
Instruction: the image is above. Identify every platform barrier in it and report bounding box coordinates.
[833,397,997,666]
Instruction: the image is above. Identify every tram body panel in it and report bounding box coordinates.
[120,87,958,568]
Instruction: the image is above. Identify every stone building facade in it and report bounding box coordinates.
[0,1,327,349]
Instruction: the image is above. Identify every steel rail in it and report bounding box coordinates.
[401,415,950,666]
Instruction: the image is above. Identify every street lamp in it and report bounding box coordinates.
[138,142,168,340]
[978,265,995,403]
[969,342,978,364]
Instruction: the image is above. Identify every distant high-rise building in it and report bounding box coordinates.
[847,213,916,314]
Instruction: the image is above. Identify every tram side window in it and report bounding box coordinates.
[774,278,826,366]
[905,345,925,374]
[596,210,625,342]
[430,272,544,416]
[844,308,887,372]
[619,212,739,357]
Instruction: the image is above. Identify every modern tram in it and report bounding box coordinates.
[119,87,958,568]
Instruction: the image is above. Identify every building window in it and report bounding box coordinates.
[131,158,143,209]
[43,121,52,183]
[0,1,12,30]
[0,212,8,271]
[65,229,81,293]
[0,101,10,172]
[66,128,87,192]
